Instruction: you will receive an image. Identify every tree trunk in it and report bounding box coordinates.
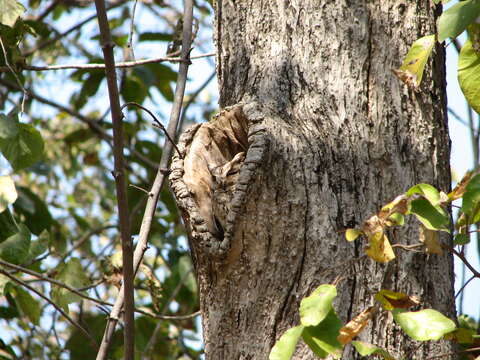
[170,1,455,359]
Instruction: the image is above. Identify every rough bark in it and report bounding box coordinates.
[170,1,455,359]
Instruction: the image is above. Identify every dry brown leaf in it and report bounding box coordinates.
[337,307,376,345]
[419,225,443,255]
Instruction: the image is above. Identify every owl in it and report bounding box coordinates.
[209,152,245,236]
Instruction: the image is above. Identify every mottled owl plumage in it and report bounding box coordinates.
[209,152,246,235]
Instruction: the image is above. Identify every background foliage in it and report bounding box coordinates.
[0,0,479,359]
[0,0,217,358]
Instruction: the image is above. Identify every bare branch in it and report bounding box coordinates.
[0,258,198,321]
[96,0,195,357]
[0,78,159,169]
[0,267,98,349]
[0,52,214,72]
[23,0,128,57]
[93,0,135,358]
[127,0,139,61]
[0,36,27,113]
[121,101,182,158]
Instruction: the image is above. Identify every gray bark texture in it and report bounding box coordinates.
[170,0,456,359]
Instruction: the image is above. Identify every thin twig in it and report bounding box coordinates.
[35,0,61,21]
[127,0,139,61]
[142,268,193,357]
[0,53,214,72]
[178,70,216,129]
[94,0,135,358]
[447,107,469,127]
[455,274,476,300]
[0,258,197,320]
[95,0,195,358]
[57,225,116,265]
[23,0,128,57]
[0,259,111,307]
[448,246,480,278]
[121,101,182,158]
[0,78,159,169]
[0,267,98,348]
[0,36,27,113]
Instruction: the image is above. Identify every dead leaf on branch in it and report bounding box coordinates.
[419,225,443,255]
[375,289,420,311]
[449,171,473,201]
[337,306,376,345]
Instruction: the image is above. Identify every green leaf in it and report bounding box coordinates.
[394,35,435,89]
[0,121,44,171]
[269,325,304,360]
[72,72,104,110]
[51,258,90,312]
[387,213,405,226]
[0,113,19,139]
[14,187,53,235]
[138,32,173,42]
[393,309,456,341]
[458,40,480,114]
[408,198,449,231]
[300,284,337,327]
[352,341,396,360]
[461,174,480,216]
[0,224,31,264]
[121,74,148,104]
[0,207,18,241]
[11,285,41,325]
[302,310,343,359]
[437,0,480,42]
[0,175,17,213]
[26,230,49,261]
[345,229,361,242]
[0,274,10,296]
[0,0,25,27]
[454,233,470,245]
[406,183,441,206]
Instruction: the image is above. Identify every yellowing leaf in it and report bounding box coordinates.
[459,40,480,114]
[269,325,304,360]
[379,195,409,219]
[300,284,337,327]
[365,232,395,263]
[375,290,420,311]
[0,176,17,213]
[419,225,443,255]
[394,35,435,90]
[0,0,25,27]
[337,306,376,345]
[393,309,456,341]
[345,229,362,242]
[406,184,441,206]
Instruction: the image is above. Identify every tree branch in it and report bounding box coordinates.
[0,258,199,321]
[0,52,214,72]
[23,0,128,57]
[95,0,194,357]
[0,78,159,169]
[93,0,135,358]
[0,267,98,349]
